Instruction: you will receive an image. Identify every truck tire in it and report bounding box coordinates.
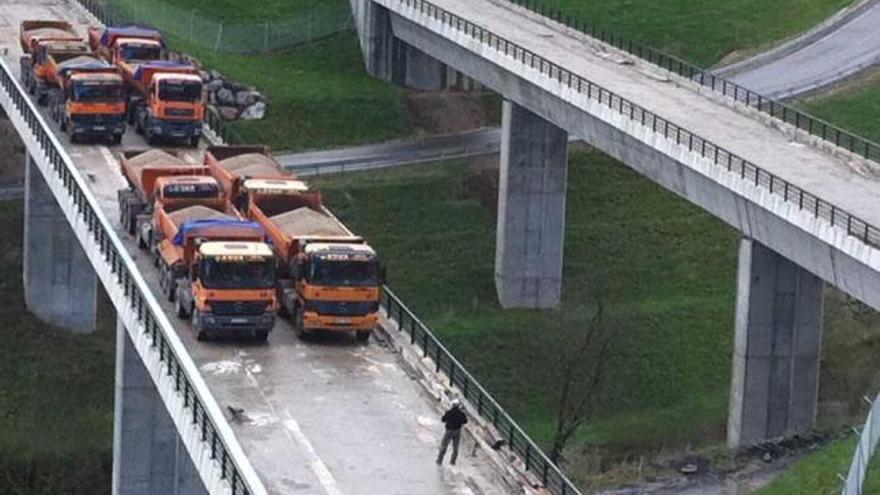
[193,309,209,341]
[293,308,310,341]
[356,331,371,344]
[254,330,269,342]
[189,136,200,148]
[159,263,175,302]
[112,134,123,146]
[176,293,191,319]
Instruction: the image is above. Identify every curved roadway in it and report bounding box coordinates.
[722,0,880,99]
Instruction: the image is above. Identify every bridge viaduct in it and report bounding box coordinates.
[349,0,880,448]
[4,0,880,493]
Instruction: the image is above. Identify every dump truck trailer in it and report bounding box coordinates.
[19,21,91,104]
[204,145,292,209]
[153,201,277,341]
[116,148,214,239]
[246,179,381,342]
[47,57,127,143]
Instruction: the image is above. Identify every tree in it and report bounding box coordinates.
[548,300,612,464]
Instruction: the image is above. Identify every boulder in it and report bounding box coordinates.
[210,69,223,81]
[235,90,260,107]
[240,101,266,121]
[216,88,236,106]
[205,79,224,92]
[218,106,240,120]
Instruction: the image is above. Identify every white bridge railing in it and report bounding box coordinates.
[842,394,880,495]
[0,58,267,495]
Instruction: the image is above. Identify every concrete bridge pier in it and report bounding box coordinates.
[113,320,207,495]
[23,152,97,332]
[495,101,568,309]
[728,238,825,448]
[350,0,451,90]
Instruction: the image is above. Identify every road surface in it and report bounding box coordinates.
[721,0,880,98]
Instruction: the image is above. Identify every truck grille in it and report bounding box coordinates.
[210,300,269,316]
[71,114,122,125]
[166,108,195,118]
[307,301,378,317]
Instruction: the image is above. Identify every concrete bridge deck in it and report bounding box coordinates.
[385,0,880,227]
[0,1,517,493]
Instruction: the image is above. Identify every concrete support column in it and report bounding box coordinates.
[495,101,568,309]
[350,0,447,90]
[23,152,97,332]
[728,239,824,448]
[113,320,207,495]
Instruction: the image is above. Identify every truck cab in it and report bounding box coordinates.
[291,242,382,342]
[135,69,204,146]
[56,69,127,143]
[177,241,278,341]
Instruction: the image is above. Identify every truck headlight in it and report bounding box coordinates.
[204,316,216,325]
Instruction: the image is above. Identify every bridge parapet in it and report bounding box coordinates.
[0,57,267,495]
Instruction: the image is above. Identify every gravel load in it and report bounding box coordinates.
[219,153,278,172]
[127,149,186,169]
[231,163,285,179]
[26,28,76,40]
[271,208,348,238]
[168,205,231,226]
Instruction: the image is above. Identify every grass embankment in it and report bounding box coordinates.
[0,201,116,495]
[535,0,852,66]
[804,79,880,142]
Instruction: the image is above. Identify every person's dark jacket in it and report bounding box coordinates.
[442,406,468,431]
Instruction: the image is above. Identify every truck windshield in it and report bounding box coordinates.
[120,44,161,62]
[159,81,202,102]
[72,83,125,103]
[199,258,275,290]
[309,258,379,287]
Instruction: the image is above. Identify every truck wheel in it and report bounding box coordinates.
[59,116,67,133]
[69,132,78,144]
[189,136,200,148]
[112,134,123,146]
[356,331,371,344]
[293,308,310,341]
[254,330,269,342]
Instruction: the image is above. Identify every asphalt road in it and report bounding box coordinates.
[719,0,880,99]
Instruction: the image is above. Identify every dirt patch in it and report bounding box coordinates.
[407,91,492,135]
[463,156,500,214]
[0,115,25,183]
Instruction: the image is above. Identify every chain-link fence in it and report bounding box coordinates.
[842,394,880,495]
[83,0,353,53]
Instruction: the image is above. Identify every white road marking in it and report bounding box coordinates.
[283,416,343,495]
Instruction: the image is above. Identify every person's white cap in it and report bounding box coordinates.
[451,399,461,407]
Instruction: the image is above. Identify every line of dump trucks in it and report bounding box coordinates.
[19,20,205,145]
[117,146,383,342]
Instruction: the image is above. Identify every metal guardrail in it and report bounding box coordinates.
[381,286,582,495]
[395,0,880,250]
[506,0,880,161]
[843,394,880,495]
[0,58,263,495]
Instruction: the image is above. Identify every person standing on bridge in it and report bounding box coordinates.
[437,399,468,465]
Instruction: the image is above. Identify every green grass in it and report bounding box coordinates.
[134,0,340,20]
[314,151,740,463]
[176,34,413,151]
[0,201,116,495]
[533,0,853,66]
[756,436,856,495]
[804,81,880,143]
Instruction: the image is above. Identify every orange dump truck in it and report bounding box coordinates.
[204,146,292,210]
[19,21,91,104]
[117,149,212,239]
[48,57,127,143]
[153,200,277,341]
[89,26,203,146]
[245,178,382,342]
